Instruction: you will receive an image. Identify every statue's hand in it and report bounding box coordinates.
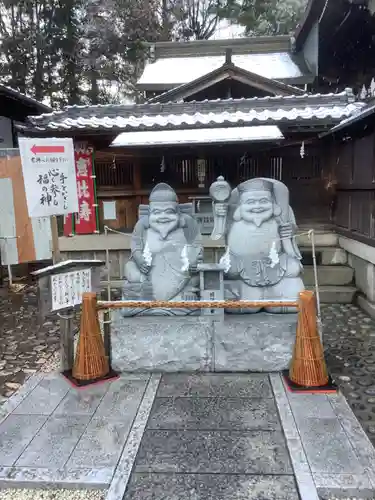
[139,261,151,275]
[189,262,198,274]
[214,203,228,217]
[279,223,293,239]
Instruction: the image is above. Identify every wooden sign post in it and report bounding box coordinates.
[18,137,79,267]
[32,259,104,373]
[51,215,61,264]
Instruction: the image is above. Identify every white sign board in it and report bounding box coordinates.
[103,200,117,220]
[51,269,91,311]
[19,137,79,218]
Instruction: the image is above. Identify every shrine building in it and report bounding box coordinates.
[18,0,375,308]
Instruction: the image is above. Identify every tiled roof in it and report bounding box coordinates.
[137,52,312,90]
[323,102,375,135]
[23,90,364,134]
[0,84,51,113]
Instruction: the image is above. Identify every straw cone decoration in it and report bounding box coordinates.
[289,290,328,387]
[73,292,109,381]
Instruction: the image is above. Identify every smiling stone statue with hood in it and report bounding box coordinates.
[210,176,304,313]
[122,183,202,315]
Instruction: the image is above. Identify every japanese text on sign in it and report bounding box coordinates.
[19,138,79,218]
[74,151,97,233]
[51,269,91,311]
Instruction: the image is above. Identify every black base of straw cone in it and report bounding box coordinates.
[282,370,337,393]
[62,368,119,389]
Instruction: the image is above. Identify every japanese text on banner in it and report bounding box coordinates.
[19,138,78,218]
[63,149,97,235]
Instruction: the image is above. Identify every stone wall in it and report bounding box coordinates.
[110,312,297,372]
[339,236,375,317]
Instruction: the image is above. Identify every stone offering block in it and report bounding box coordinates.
[111,313,297,372]
[111,317,213,372]
[214,314,297,372]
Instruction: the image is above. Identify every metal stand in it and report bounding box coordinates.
[58,309,75,372]
[103,310,112,365]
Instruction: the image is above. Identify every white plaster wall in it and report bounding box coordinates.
[0,116,14,148]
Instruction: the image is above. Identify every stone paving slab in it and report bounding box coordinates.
[125,473,300,500]
[67,417,135,469]
[125,373,298,500]
[54,384,109,416]
[0,373,151,490]
[16,415,91,468]
[13,377,69,415]
[135,429,293,474]
[0,414,48,466]
[147,397,281,430]
[296,417,364,475]
[277,374,375,498]
[156,373,272,398]
[1,370,375,500]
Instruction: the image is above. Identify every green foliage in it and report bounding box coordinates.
[0,0,308,106]
[216,0,308,35]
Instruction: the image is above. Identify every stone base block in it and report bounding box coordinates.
[214,314,297,372]
[111,316,212,372]
[111,313,297,372]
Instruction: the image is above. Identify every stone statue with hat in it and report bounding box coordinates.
[210,176,304,313]
[122,182,203,316]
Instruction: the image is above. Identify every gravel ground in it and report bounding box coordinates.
[0,490,105,500]
[0,285,79,403]
[322,303,375,448]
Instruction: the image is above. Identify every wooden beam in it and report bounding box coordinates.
[97,299,299,310]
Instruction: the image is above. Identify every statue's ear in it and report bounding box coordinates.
[273,203,282,217]
[179,214,187,228]
[139,216,149,229]
[233,207,241,221]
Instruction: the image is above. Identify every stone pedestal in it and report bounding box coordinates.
[111,313,297,372]
[214,314,297,372]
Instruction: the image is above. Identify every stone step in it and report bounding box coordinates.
[300,246,347,266]
[296,231,338,247]
[303,265,354,286]
[306,285,357,304]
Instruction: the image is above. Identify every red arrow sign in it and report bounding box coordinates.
[31,144,65,155]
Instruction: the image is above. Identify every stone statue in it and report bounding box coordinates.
[210,176,304,313]
[122,183,203,316]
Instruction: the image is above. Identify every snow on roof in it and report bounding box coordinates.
[111,125,284,147]
[138,52,306,87]
[24,90,363,133]
[27,103,362,133]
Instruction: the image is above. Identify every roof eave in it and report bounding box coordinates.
[319,104,375,139]
[0,85,51,114]
[149,35,293,59]
[138,74,315,92]
[148,64,305,104]
[22,116,354,137]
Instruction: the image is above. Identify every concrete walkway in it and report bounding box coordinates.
[0,373,374,500]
